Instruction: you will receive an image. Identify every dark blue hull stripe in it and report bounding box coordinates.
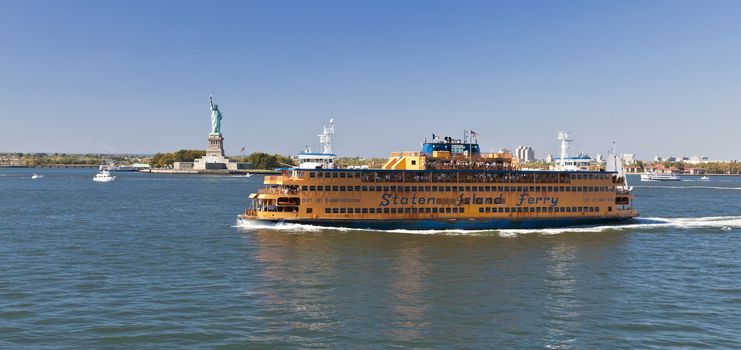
[249,217,635,230]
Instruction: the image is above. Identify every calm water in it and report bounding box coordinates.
[2,169,741,349]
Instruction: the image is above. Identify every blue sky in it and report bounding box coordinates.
[1,0,740,160]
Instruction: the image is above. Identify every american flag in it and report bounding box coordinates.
[240,147,245,152]
[470,130,479,138]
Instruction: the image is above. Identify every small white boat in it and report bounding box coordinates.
[93,170,116,182]
[245,173,252,178]
[31,173,43,179]
[700,176,710,181]
[640,172,681,181]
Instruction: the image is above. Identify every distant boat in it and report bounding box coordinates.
[99,164,141,172]
[700,176,710,181]
[640,172,680,181]
[92,170,116,182]
[245,173,252,178]
[31,173,43,179]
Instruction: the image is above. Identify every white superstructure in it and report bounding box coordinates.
[551,131,592,171]
[298,119,337,169]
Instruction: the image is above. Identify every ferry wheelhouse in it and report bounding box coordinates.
[238,126,637,230]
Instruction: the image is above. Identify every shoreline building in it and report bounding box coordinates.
[514,146,535,163]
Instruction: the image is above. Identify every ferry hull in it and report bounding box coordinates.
[238,216,636,231]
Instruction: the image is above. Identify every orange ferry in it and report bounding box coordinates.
[238,123,637,230]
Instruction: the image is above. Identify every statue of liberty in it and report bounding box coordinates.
[209,95,223,135]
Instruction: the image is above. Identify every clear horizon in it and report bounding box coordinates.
[2,0,740,160]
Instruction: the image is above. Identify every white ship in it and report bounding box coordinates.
[93,170,116,182]
[640,172,680,181]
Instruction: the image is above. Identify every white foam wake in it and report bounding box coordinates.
[497,216,741,236]
[235,216,741,236]
[634,185,741,190]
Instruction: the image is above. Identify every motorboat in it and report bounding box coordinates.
[640,172,680,181]
[31,173,43,179]
[93,170,116,182]
[245,173,253,178]
[700,176,710,181]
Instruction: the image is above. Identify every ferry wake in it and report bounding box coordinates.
[238,121,638,230]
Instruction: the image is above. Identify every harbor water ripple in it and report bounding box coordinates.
[2,169,741,348]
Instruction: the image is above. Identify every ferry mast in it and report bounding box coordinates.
[319,119,335,154]
[558,131,572,168]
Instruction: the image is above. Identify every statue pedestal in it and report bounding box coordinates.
[193,133,231,170]
[206,134,226,159]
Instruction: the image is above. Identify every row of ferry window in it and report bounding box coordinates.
[306,171,611,183]
[324,207,465,214]
[300,185,616,193]
[479,206,603,213]
[321,206,607,214]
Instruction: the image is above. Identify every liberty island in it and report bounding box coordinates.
[171,96,252,172]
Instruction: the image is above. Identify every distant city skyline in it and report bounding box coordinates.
[1,0,740,160]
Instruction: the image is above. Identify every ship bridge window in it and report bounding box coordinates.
[616,197,630,205]
[277,197,300,206]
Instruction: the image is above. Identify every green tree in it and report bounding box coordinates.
[149,150,206,168]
